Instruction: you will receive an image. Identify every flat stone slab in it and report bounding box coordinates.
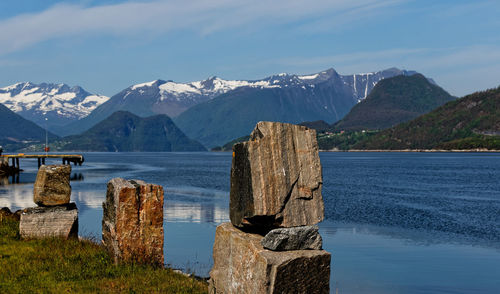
[34,165,71,206]
[209,223,331,294]
[19,203,78,239]
[102,178,164,265]
[230,121,324,229]
[261,225,322,251]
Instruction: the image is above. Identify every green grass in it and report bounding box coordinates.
[0,217,208,293]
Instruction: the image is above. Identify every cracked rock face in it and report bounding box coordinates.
[20,203,78,239]
[33,165,71,206]
[209,223,330,294]
[261,225,322,251]
[102,178,164,265]
[230,121,324,229]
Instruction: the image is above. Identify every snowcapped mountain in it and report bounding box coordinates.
[133,76,275,100]
[58,67,421,136]
[0,82,108,131]
[121,77,281,118]
[116,67,417,116]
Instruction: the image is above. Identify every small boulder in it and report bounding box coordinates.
[261,225,322,251]
[13,209,22,221]
[1,207,22,221]
[19,203,78,239]
[0,207,12,220]
[102,178,164,265]
[230,121,324,229]
[33,165,72,206]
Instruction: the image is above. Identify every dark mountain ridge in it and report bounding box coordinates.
[57,111,206,152]
[332,74,456,131]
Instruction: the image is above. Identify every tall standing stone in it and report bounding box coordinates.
[230,121,324,229]
[33,165,71,206]
[102,178,164,265]
[211,122,331,293]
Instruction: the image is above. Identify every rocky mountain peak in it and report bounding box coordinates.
[0,82,109,131]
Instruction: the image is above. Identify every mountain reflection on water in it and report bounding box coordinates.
[0,152,499,294]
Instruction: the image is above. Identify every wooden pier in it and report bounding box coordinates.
[0,154,84,172]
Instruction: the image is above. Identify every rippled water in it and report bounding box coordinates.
[1,152,499,293]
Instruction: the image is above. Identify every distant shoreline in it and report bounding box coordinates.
[320,149,500,153]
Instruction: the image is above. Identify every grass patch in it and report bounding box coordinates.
[0,217,207,293]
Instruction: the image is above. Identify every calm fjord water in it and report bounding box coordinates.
[1,152,499,293]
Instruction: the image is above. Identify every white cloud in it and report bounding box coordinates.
[295,0,405,33]
[0,0,405,55]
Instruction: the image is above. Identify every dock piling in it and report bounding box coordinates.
[1,154,84,173]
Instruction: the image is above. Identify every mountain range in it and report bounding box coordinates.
[0,82,108,132]
[0,67,450,151]
[174,68,423,147]
[54,77,273,136]
[49,67,420,138]
[216,74,460,151]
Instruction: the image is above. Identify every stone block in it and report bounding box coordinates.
[33,165,71,206]
[102,178,164,265]
[261,225,322,251]
[209,223,330,294]
[230,121,324,229]
[19,203,78,239]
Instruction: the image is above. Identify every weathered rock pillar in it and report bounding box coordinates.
[19,164,78,239]
[102,178,164,265]
[230,121,324,229]
[209,121,331,294]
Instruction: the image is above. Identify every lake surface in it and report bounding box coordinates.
[1,152,499,293]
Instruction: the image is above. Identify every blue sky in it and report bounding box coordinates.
[0,0,499,97]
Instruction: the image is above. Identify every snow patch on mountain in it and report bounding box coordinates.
[126,77,280,104]
[131,80,158,90]
[159,81,202,95]
[298,73,319,80]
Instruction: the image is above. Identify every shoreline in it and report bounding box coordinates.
[319,149,500,153]
[0,212,208,292]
